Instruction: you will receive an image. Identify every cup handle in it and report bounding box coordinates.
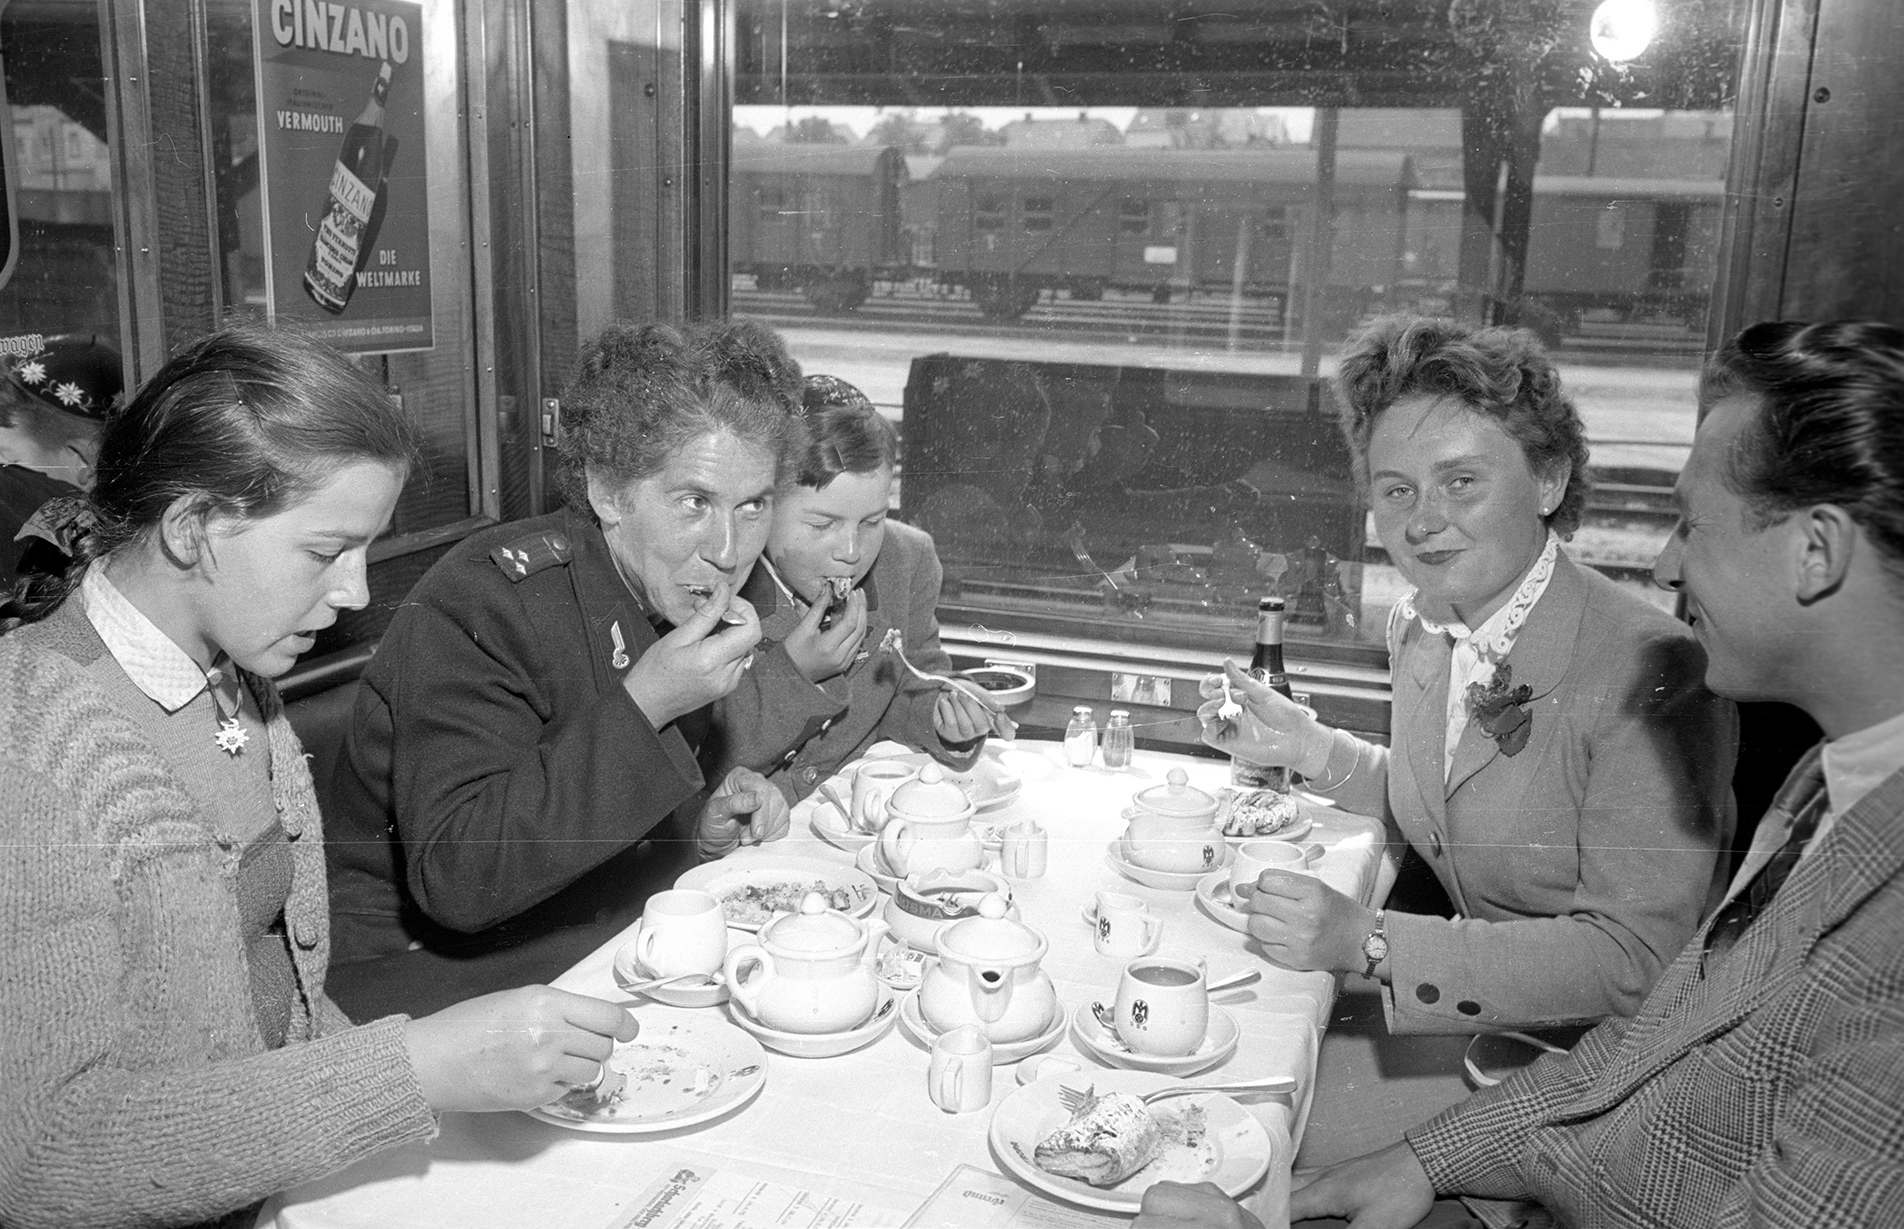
[1142,916,1163,955]
[934,1056,963,1111]
[722,944,773,1017]
[634,922,660,972]
[860,785,892,834]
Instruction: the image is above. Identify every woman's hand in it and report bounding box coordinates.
[1235,869,1380,974]
[621,581,761,727]
[783,587,868,683]
[697,766,791,858]
[1289,1143,1437,1229]
[403,986,638,1113]
[933,683,997,746]
[1133,1181,1264,1229]
[1196,660,1333,776]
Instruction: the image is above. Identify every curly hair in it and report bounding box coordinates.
[1331,315,1592,537]
[1702,319,1904,577]
[555,319,802,512]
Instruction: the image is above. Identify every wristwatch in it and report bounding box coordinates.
[1361,909,1389,979]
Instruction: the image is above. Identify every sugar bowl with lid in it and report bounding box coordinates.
[876,762,985,878]
[723,892,892,1034]
[1122,767,1226,874]
[918,893,1057,1044]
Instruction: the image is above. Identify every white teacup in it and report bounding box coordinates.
[629,889,728,978]
[1113,958,1209,1057]
[1093,890,1161,958]
[851,760,916,834]
[1230,838,1320,897]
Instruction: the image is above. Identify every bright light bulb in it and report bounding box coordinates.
[1590,0,1657,62]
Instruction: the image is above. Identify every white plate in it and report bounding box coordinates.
[677,850,879,932]
[525,1005,767,1134]
[726,985,899,1058]
[1105,839,1234,891]
[611,927,749,1008]
[1070,1001,1240,1077]
[1223,813,1313,844]
[989,1070,1273,1212]
[874,749,1023,812]
[1193,870,1252,934]
[897,988,1066,1064]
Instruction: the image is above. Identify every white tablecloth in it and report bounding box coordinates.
[269,742,1392,1229]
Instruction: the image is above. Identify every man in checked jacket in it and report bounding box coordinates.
[1139,320,1904,1229]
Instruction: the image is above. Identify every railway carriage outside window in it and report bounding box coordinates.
[730,0,1750,723]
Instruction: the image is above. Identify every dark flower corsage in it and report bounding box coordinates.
[1467,664,1535,757]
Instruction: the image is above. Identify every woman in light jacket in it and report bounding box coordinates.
[1203,316,1737,1035]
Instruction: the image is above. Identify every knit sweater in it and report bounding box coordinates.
[0,605,437,1229]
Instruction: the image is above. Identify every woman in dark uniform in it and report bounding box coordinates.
[325,321,799,1009]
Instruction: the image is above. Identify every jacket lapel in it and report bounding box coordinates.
[1445,552,1588,799]
[566,512,660,692]
[1556,748,1904,1119]
[1399,621,1453,829]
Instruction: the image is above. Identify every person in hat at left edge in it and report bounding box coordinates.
[0,332,125,599]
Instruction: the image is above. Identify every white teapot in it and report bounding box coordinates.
[918,894,1057,1044]
[723,893,892,1034]
[1122,767,1226,873]
[876,763,984,878]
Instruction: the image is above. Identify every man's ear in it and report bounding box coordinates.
[584,466,622,528]
[1794,503,1858,604]
[157,494,211,570]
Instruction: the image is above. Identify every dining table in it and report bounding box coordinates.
[265,738,1396,1229]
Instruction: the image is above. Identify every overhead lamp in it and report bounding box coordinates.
[1589,0,1657,62]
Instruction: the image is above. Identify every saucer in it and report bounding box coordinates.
[725,984,898,1058]
[612,929,747,1007]
[1070,1000,1240,1077]
[856,841,997,896]
[1193,870,1252,934]
[1105,839,1233,891]
[896,989,1066,1064]
[806,795,875,852]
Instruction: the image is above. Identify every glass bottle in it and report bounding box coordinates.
[305,62,393,314]
[1102,709,1134,769]
[1232,596,1292,791]
[1064,705,1097,767]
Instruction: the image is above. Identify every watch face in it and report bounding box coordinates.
[1363,933,1389,962]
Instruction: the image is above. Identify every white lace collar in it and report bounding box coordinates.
[1397,531,1559,660]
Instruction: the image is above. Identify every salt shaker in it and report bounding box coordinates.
[1102,709,1134,769]
[1063,705,1097,767]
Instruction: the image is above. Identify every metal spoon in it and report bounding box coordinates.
[882,630,1017,739]
[617,970,722,998]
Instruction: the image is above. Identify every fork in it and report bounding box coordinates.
[883,630,1017,739]
[1056,1073,1297,1113]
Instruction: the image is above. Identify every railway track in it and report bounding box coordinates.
[733,286,1707,356]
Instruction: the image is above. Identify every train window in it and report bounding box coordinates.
[0,1,126,376]
[731,1,1752,672]
[758,186,791,220]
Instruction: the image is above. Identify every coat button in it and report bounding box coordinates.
[799,767,819,784]
[1416,983,1440,1004]
[1429,832,1443,856]
[819,719,834,732]
[291,920,319,950]
[1457,1000,1481,1016]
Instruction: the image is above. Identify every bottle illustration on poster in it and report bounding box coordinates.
[304,61,393,313]
[255,0,433,354]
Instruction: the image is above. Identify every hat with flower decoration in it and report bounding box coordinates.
[4,332,125,420]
